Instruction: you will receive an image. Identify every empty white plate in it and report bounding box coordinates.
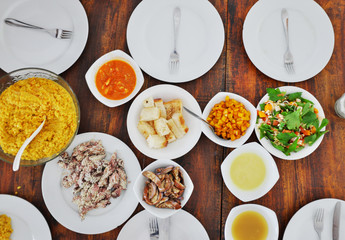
[0,0,88,74]
[243,0,334,82]
[126,0,224,83]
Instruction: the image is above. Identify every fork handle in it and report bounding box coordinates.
[173,7,181,51]
[4,18,44,30]
[281,9,290,49]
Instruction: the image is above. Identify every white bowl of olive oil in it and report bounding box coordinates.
[224,204,279,240]
[221,142,279,202]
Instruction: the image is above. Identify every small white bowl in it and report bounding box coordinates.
[133,159,194,219]
[225,204,279,240]
[85,49,144,107]
[221,142,279,202]
[202,92,257,148]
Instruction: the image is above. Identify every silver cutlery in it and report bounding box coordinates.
[4,18,73,40]
[281,8,295,74]
[169,7,181,73]
[183,106,224,140]
[333,202,341,240]
[149,217,159,240]
[314,208,324,240]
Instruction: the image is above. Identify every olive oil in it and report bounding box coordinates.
[230,153,266,190]
[231,211,268,240]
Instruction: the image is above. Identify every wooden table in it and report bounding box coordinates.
[1,0,344,239]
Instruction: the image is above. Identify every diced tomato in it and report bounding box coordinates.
[282,129,292,133]
[272,120,279,126]
[299,126,311,136]
[310,126,316,134]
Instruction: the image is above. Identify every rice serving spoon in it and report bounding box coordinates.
[13,119,46,171]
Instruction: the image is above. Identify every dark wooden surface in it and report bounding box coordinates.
[1,0,345,239]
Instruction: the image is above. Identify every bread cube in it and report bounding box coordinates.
[139,107,160,121]
[154,118,170,136]
[147,135,168,149]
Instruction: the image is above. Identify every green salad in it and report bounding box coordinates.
[257,88,329,156]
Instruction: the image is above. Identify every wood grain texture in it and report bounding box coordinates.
[0,0,345,239]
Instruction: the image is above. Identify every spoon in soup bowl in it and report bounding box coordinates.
[13,119,46,171]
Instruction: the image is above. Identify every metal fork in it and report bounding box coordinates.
[313,208,324,240]
[4,18,72,40]
[149,218,159,240]
[281,8,294,74]
[169,7,181,74]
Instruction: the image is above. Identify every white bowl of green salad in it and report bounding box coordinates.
[255,86,329,160]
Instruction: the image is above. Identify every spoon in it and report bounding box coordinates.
[183,106,223,139]
[13,119,46,171]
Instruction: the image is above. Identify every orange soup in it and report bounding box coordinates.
[95,60,136,100]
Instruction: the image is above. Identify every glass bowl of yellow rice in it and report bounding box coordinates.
[0,68,80,166]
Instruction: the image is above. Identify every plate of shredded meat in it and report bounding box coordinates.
[41,132,141,234]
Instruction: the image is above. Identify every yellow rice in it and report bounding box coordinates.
[0,214,12,240]
[0,77,77,160]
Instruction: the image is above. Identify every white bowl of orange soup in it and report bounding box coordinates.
[221,142,279,202]
[225,204,279,240]
[85,49,144,107]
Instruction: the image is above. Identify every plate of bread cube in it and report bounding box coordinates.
[127,84,202,159]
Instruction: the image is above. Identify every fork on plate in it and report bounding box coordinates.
[169,7,181,74]
[4,18,73,40]
[149,217,159,240]
[313,208,324,240]
[281,8,294,74]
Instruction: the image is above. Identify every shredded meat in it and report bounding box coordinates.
[58,140,127,220]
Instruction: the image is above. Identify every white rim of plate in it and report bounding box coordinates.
[85,49,144,108]
[0,0,88,74]
[255,86,326,160]
[201,92,257,148]
[118,209,210,240]
[41,132,141,234]
[0,194,52,240]
[283,198,345,240]
[126,0,224,83]
[127,84,202,159]
[243,0,334,82]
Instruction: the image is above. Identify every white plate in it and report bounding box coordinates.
[126,0,224,83]
[133,159,194,219]
[127,84,202,159]
[225,204,279,240]
[85,50,144,108]
[117,209,209,240]
[243,0,334,82]
[255,86,326,160]
[0,0,88,74]
[202,92,257,148]
[0,194,51,240]
[41,132,141,234]
[283,198,345,240]
[221,142,279,202]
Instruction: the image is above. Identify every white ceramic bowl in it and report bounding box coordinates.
[225,204,279,240]
[221,142,279,202]
[85,49,144,107]
[202,92,257,148]
[255,86,326,160]
[133,159,194,219]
